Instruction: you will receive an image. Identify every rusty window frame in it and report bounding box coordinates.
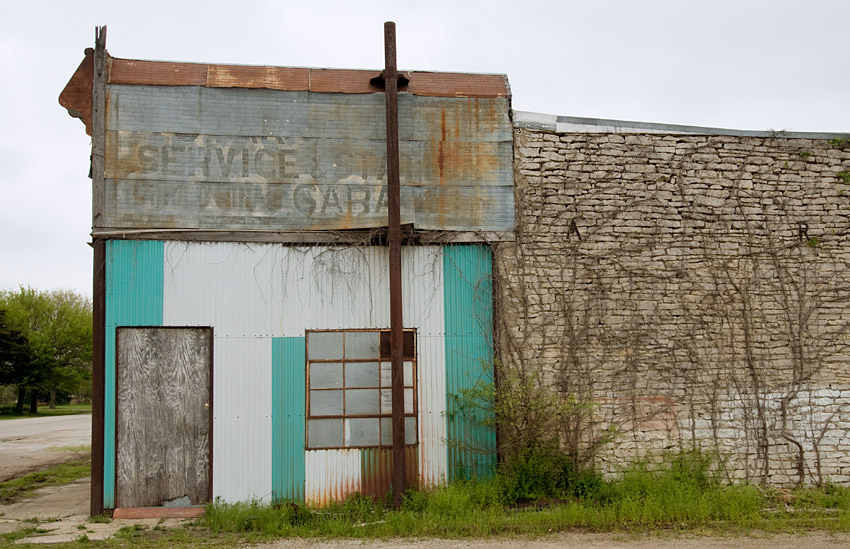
[305,328,417,450]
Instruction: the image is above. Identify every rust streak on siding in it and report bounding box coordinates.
[360,446,419,500]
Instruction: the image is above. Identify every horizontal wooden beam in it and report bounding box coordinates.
[90,228,514,244]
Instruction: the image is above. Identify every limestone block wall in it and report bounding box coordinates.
[495,127,850,486]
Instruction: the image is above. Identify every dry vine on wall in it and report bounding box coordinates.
[487,129,850,485]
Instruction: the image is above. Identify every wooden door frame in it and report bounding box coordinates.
[114,326,214,508]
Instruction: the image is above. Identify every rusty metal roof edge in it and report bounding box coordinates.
[107,55,510,97]
[109,55,510,77]
[58,49,94,135]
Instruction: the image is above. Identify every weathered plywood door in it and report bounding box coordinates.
[116,327,212,508]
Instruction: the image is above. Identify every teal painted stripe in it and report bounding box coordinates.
[104,240,164,508]
[443,245,496,482]
[272,337,306,502]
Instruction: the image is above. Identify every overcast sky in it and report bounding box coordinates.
[1,0,848,298]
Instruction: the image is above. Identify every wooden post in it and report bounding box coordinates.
[90,25,107,517]
[381,21,406,509]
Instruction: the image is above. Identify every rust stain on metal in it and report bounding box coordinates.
[422,101,502,229]
[65,55,509,98]
[427,133,500,182]
[58,48,94,135]
[438,109,446,186]
[360,446,419,499]
[310,69,385,94]
[307,449,362,507]
[207,65,309,90]
[109,58,206,86]
[409,72,509,98]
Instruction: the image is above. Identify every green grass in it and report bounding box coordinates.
[0,402,92,420]
[47,444,92,453]
[196,454,850,540]
[5,450,850,547]
[0,526,48,544]
[200,485,767,539]
[0,456,91,503]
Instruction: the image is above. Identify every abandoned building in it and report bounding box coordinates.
[60,29,850,516]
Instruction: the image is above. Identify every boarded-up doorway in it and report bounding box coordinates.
[116,327,212,508]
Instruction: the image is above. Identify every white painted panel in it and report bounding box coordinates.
[279,245,444,336]
[407,247,448,486]
[209,337,273,502]
[163,242,283,337]
[281,246,390,334]
[418,334,448,487]
[404,246,444,337]
[162,242,449,498]
[305,449,361,506]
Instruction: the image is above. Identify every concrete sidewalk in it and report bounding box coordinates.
[0,476,190,544]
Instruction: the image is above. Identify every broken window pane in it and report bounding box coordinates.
[380,330,415,359]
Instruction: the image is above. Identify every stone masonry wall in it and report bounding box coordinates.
[495,129,850,486]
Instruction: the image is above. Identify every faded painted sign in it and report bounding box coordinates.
[102,86,514,233]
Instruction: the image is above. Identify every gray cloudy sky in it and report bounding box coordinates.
[1,0,848,297]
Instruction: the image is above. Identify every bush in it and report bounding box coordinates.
[497,447,605,504]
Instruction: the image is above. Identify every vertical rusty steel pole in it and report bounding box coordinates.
[90,25,107,518]
[382,21,406,508]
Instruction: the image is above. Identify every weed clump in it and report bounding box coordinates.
[200,450,850,538]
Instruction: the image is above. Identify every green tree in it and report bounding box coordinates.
[0,287,92,413]
[0,310,34,413]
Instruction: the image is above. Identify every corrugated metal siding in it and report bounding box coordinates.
[161,242,448,503]
[408,247,449,488]
[272,337,305,502]
[305,449,361,506]
[207,338,272,502]
[103,85,513,233]
[163,242,283,337]
[417,334,448,487]
[443,245,497,481]
[360,446,420,498]
[282,246,390,333]
[104,240,164,508]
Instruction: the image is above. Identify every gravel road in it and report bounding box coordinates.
[0,414,91,481]
[256,533,850,548]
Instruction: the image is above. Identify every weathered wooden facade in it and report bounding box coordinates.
[61,31,511,514]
